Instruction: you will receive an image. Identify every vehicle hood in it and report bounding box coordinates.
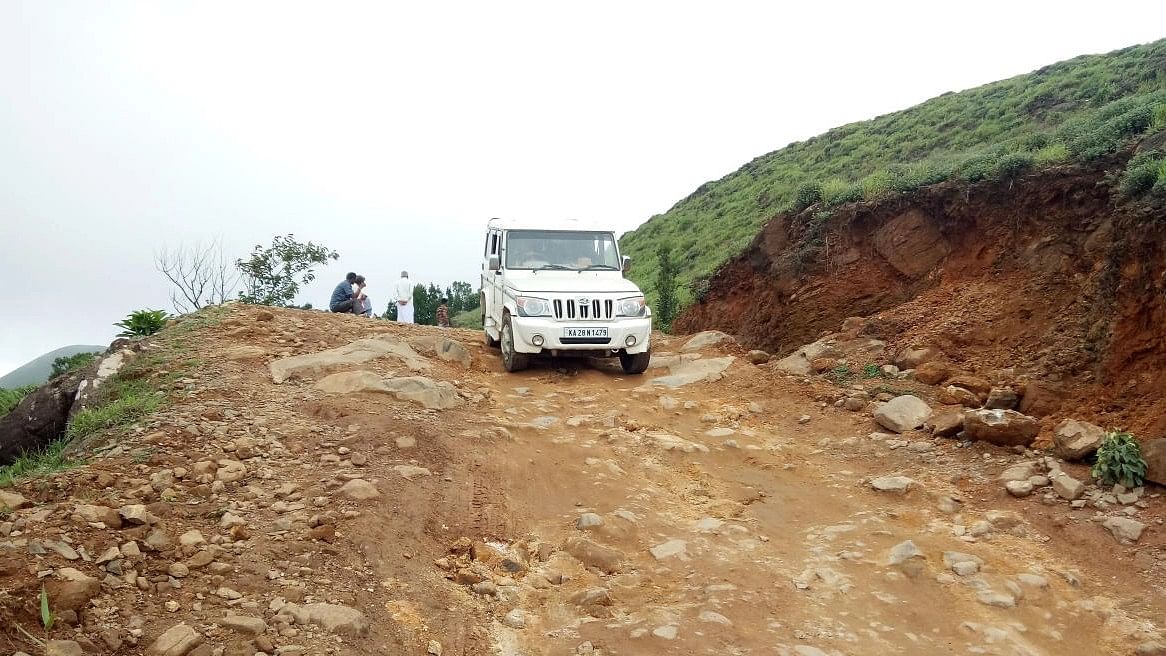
[503,270,644,295]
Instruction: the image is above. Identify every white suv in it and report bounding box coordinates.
[480,218,652,373]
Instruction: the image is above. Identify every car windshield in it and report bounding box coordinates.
[505,230,620,270]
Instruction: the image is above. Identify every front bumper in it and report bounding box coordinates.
[510,316,652,355]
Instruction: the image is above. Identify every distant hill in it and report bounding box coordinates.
[0,345,106,389]
[620,38,1166,309]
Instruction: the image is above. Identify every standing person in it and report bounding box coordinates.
[436,297,450,328]
[395,271,415,323]
[329,272,360,314]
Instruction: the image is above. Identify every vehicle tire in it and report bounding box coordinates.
[619,350,651,375]
[500,314,529,372]
[482,297,499,347]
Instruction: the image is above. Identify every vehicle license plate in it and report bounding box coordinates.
[563,327,609,338]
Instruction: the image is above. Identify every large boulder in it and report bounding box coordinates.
[314,372,462,409]
[680,331,735,352]
[914,361,952,385]
[1017,380,1065,417]
[1053,419,1106,461]
[649,357,734,388]
[873,396,932,433]
[937,385,980,408]
[1144,439,1166,486]
[269,337,428,383]
[945,375,992,397]
[963,409,1039,447]
[0,368,86,466]
[895,346,943,370]
[436,338,472,366]
[773,339,838,376]
[926,410,964,437]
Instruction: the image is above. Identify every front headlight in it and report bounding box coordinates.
[615,296,646,317]
[516,296,551,317]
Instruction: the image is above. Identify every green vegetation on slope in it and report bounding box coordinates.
[0,386,36,419]
[620,39,1166,309]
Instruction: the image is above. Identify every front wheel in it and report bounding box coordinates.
[500,315,529,372]
[619,350,651,375]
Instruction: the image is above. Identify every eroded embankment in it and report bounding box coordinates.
[674,157,1166,436]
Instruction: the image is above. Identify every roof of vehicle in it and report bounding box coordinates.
[486,217,616,233]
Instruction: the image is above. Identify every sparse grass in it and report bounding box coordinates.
[621,39,1166,310]
[451,307,484,330]
[66,377,165,442]
[0,385,37,418]
[829,364,853,385]
[862,363,884,379]
[0,438,80,487]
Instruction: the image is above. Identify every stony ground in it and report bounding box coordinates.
[1,304,1164,656]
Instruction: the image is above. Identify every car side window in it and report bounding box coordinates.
[489,231,499,256]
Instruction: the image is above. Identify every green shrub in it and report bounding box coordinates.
[51,352,97,378]
[1091,430,1147,488]
[1033,142,1070,165]
[1153,104,1166,130]
[820,179,863,206]
[861,171,895,201]
[1120,151,1166,197]
[114,309,168,337]
[793,181,823,211]
[0,385,36,418]
[830,364,853,385]
[862,363,883,379]
[993,151,1035,179]
[957,152,999,182]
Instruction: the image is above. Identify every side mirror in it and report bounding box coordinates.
[622,256,632,273]
[488,255,501,272]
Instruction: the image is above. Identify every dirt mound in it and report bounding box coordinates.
[674,157,1166,437]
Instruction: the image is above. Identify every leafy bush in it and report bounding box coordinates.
[1154,104,1166,130]
[1120,151,1166,198]
[1091,430,1147,488]
[860,171,895,201]
[654,243,679,331]
[51,352,97,378]
[1033,143,1070,165]
[114,309,168,337]
[820,179,863,207]
[236,234,339,307]
[993,151,1035,179]
[0,385,36,418]
[793,181,822,210]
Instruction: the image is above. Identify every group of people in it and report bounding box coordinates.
[328,271,451,327]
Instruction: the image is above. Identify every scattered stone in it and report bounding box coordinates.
[746,350,771,365]
[168,563,189,578]
[1053,419,1106,461]
[926,411,964,437]
[576,513,603,529]
[698,610,732,625]
[939,385,980,408]
[428,640,444,655]
[1016,573,1048,589]
[843,396,867,412]
[797,414,812,424]
[45,569,100,611]
[219,615,267,636]
[1051,472,1086,501]
[976,591,1016,609]
[215,460,247,483]
[340,479,380,500]
[146,623,203,656]
[118,504,159,525]
[1102,517,1146,544]
[913,360,952,385]
[564,537,623,573]
[649,539,688,561]
[886,540,924,566]
[984,388,1019,410]
[943,552,983,576]
[896,346,943,370]
[1006,480,1034,497]
[873,395,932,433]
[962,409,1040,447]
[998,462,1036,482]
[1145,439,1166,486]
[869,475,917,494]
[44,641,84,656]
[681,331,733,352]
[73,503,122,527]
[178,530,205,547]
[393,466,431,480]
[652,625,679,640]
[502,609,526,629]
[280,602,370,636]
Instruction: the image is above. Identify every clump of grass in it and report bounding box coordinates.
[0,385,37,418]
[829,364,853,385]
[66,377,164,442]
[1120,151,1166,198]
[0,438,80,487]
[861,363,884,379]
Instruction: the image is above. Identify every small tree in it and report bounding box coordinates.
[655,243,679,331]
[51,352,97,378]
[236,234,338,307]
[155,238,241,313]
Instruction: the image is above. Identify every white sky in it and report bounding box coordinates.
[1,1,1163,376]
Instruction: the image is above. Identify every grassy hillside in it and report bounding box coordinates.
[620,38,1166,310]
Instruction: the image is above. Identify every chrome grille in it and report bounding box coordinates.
[552,297,613,321]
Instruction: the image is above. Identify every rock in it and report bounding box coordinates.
[962,409,1039,447]
[436,338,472,366]
[698,610,732,625]
[118,504,159,525]
[569,587,612,607]
[45,570,100,611]
[255,310,275,321]
[746,350,771,365]
[1017,380,1065,417]
[219,615,267,636]
[998,462,1036,482]
[946,375,992,396]
[914,361,952,385]
[843,396,867,412]
[340,479,380,500]
[576,513,603,529]
[428,640,444,655]
[976,591,1016,609]
[502,609,526,629]
[681,331,733,352]
[0,366,90,465]
[563,537,622,573]
[0,490,29,511]
[652,625,679,640]
[146,623,203,656]
[280,602,370,636]
[74,504,122,528]
[224,345,266,361]
[1051,472,1085,500]
[270,337,428,383]
[984,388,1019,410]
[658,396,679,410]
[886,540,924,566]
[926,411,964,437]
[938,385,980,408]
[168,563,190,578]
[315,371,463,409]
[869,475,916,494]
[219,512,246,529]
[215,459,247,483]
[650,357,735,388]
[1006,480,1034,497]
[648,539,688,561]
[45,641,84,656]
[772,339,837,376]
[472,581,497,596]
[1147,439,1166,486]
[393,465,432,480]
[178,530,205,547]
[1016,573,1048,589]
[873,395,932,433]
[943,552,983,575]
[1053,419,1106,461]
[895,346,942,369]
[1136,642,1166,656]
[1102,517,1146,544]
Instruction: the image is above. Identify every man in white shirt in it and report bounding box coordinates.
[395,271,415,323]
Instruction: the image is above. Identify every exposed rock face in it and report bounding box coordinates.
[962,409,1039,447]
[649,357,735,388]
[1053,419,1106,461]
[0,369,84,465]
[269,337,428,383]
[872,210,950,278]
[873,396,932,433]
[895,346,942,370]
[436,338,472,366]
[914,361,952,385]
[772,340,837,376]
[1145,439,1166,486]
[680,331,735,352]
[314,371,462,409]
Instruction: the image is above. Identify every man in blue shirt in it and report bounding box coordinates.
[329,272,359,313]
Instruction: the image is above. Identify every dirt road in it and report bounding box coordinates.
[1,305,1163,656]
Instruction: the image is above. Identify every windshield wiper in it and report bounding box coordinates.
[581,264,620,271]
[534,264,574,271]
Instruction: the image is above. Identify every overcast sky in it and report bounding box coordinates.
[1,1,1163,376]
